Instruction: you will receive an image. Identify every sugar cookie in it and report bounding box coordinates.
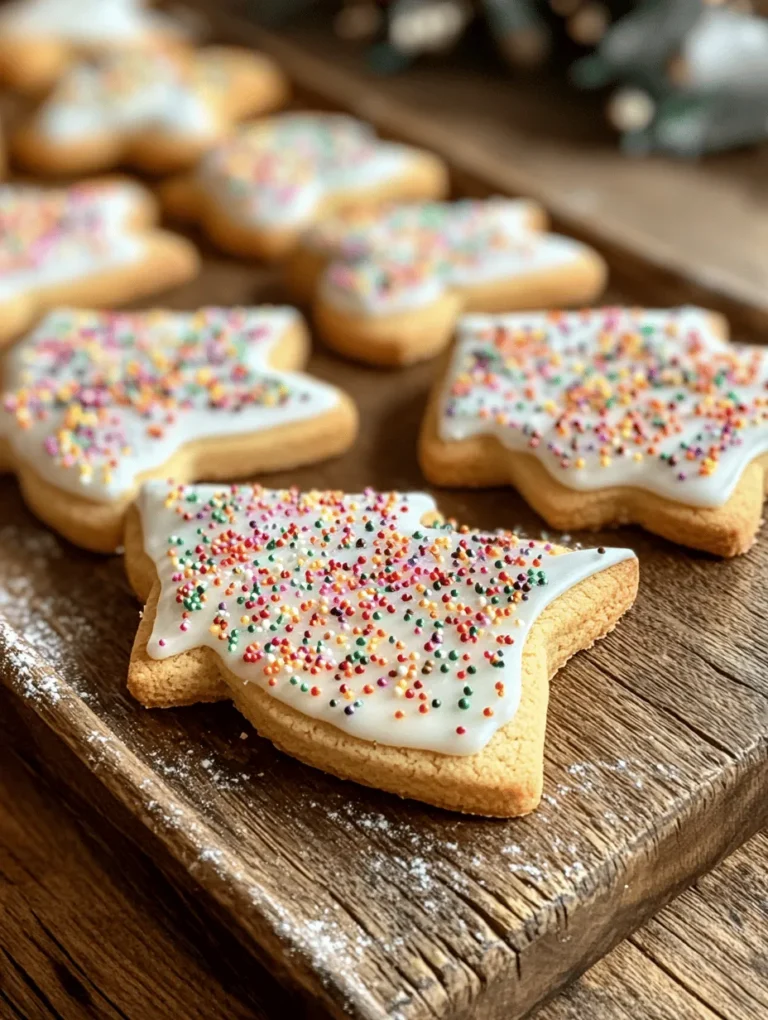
[0,178,198,348]
[126,481,637,816]
[13,46,289,176]
[0,306,358,552]
[0,0,188,94]
[418,306,768,557]
[159,113,450,262]
[286,198,607,366]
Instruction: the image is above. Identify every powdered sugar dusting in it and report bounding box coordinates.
[4,632,63,703]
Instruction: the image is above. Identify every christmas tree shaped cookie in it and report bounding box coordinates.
[159,113,450,262]
[13,46,289,176]
[0,307,357,552]
[0,179,199,347]
[285,197,606,366]
[0,0,189,94]
[420,305,767,556]
[126,481,637,816]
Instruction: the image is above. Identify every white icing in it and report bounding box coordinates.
[0,182,146,302]
[322,271,445,316]
[198,114,418,229]
[139,480,634,755]
[0,0,185,44]
[450,234,588,286]
[35,50,225,144]
[0,307,344,501]
[313,199,596,316]
[302,197,540,255]
[438,306,768,509]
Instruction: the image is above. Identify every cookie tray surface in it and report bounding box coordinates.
[2,257,767,1020]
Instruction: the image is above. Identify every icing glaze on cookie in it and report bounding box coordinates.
[438,306,768,508]
[314,199,594,316]
[198,114,415,228]
[303,198,539,258]
[36,50,221,142]
[1,307,341,500]
[0,0,184,43]
[0,181,146,301]
[139,480,633,755]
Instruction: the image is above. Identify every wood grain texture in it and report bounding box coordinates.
[198,3,768,337]
[0,720,291,1020]
[0,246,766,1020]
[1,693,766,1020]
[542,830,768,1020]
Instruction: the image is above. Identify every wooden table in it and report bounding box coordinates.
[2,695,765,1020]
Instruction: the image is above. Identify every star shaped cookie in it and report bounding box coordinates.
[0,0,188,94]
[126,481,637,816]
[0,178,198,348]
[0,307,357,552]
[13,46,289,176]
[159,113,450,262]
[420,306,767,556]
[284,198,607,366]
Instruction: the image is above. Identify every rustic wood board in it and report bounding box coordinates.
[2,696,766,1020]
[543,821,768,1020]
[1,18,768,1020]
[0,245,767,1020]
[201,4,768,337]
[0,703,295,1020]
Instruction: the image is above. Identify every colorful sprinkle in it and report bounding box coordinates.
[0,307,339,499]
[141,482,632,755]
[440,307,768,508]
[200,114,412,226]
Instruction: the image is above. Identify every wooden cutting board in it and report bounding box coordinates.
[1,12,768,1020]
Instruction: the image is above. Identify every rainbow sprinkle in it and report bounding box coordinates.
[1,307,338,499]
[312,199,588,314]
[0,183,124,278]
[141,481,631,755]
[42,48,240,139]
[439,307,768,508]
[200,114,410,225]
